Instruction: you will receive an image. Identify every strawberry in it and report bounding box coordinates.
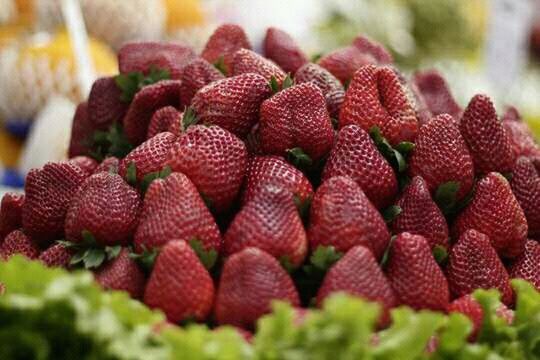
[0,192,24,241]
[87,77,128,130]
[94,156,120,174]
[412,69,462,120]
[22,162,88,245]
[295,63,345,119]
[39,243,73,268]
[308,176,390,258]
[201,24,252,75]
[69,156,98,175]
[224,185,308,267]
[408,114,474,201]
[385,232,449,311]
[242,155,313,206]
[144,240,215,322]
[501,106,540,159]
[179,58,224,107]
[65,172,141,246]
[447,295,484,341]
[231,49,286,84]
[509,239,540,290]
[408,79,433,125]
[317,245,397,325]
[95,248,146,299]
[352,35,393,64]
[215,247,300,328]
[510,157,540,237]
[68,102,93,158]
[134,172,222,252]
[318,46,375,84]
[146,107,182,139]
[447,229,513,305]
[393,176,449,251]
[259,82,334,162]
[190,73,271,138]
[322,125,398,209]
[0,230,39,260]
[453,172,527,259]
[166,125,248,212]
[263,27,308,74]
[123,80,182,145]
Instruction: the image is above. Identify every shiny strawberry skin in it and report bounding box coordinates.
[179,58,224,107]
[408,114,474,201]
[385,232,449,311]
[453,172,527,259]
[259,82,334,161]
[146,107,182,139]
[460,94,515,175]
[69,156,99,175]
[215,247,300,328]
[166,125,247,212]
[393,176,449,250]
[322,125,398,209]
[224,185,307,266]
[309,176,390,258]
[201,24,252,74]
[447,229,513,305]
[318,46,375,84]
[144,240,215,322]
[511,157,540,237]
[87,77,128,130]
[134,173,222,252]
[94,156,120,174]
[65,172,141,246]
[295,63,345,118]
[0,230,40,260]
[447,295,484,341]
[95,248,146,299]
[231,49,286,83]
[22,162,88,245]
[263,27,308,74]
[509,239,540,290]
[412,69,462,120]
[352,35,393,64]
[502,106,540,159]
[68,102,93,158]
[0,192,24,241]
[39,243,72,268]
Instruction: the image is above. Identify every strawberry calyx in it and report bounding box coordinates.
[130,245,159,273]
[279,256,295,273]
[434,181,460,215]
[287,147,313,169]
[269,74,294,94]
[432,245,448,265]
[124,163,172,194]
[188,238,218,271]
[380,235,397,269]
[181,107,199,131]
[382,205,402,224]
[304,245,343,274]
[213,56,228,76]
[60,231,121,269]
[293,194,312,222]
[115,66,171,103]
[89,123,134,161]
[369,126,414,174]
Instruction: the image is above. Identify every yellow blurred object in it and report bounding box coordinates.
[0,128,22,167]
[14,0,35,26]
[164,0,205,30]
[0,25,25,48]
[526,116,540,141]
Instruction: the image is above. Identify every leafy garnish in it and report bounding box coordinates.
[188,239,218,271]
[115,66,170,103]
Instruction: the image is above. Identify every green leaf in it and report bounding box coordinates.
[382,205,401,224]
[126,162,138,186]
[434,181,460,215]
[369,126,410,173]
[310,53,323,62]
[287,147,313,169]
[105,246,121,260]
[282,74,294,90]
[189,239,218,270]
[433,245,448,265]
[82,248,106,269]
[129,246,159,273]
[293,194,312,220]
[213,56,228,76]
[330,117,339,130]
[181,107,199,131]
[380,235,397,268]
[139,171,160,194]
[89,123,134,161]
[159,166,172,179]
[269,76,280,94]
[114,66,170,103]
[80,230,97,247]
[395,141,415,154]
[279,256,295,273]
[309,245,343,272]
[200,192,214,211]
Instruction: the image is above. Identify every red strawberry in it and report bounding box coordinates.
[69,156,98,175]
[87,77,128,130]
[94,156,120,174]
[179,58,224,107]
[0,192,24,240]
[447,229,513,305]
[412,70,462,120]
[322,125,398,209]
[259,82,334,162]
[201,24,251,75]
[509,239,540,290]
[385,232,449,311]
[95,248,146,299]
[447,295,484,341]
[308,176,390,258]
[393,176,449,250]
[242,155,313,206]
[0,230,39,260]
[68,102,93,158]
[408,79,433,125]
[190,73,271,138]
[123,80,182,145]
[511,157,540,237]
[453,172,527,259]
[340,65,418,145]
[501,106,540,159]
[166,125,248,212]
[134,172,221,252]
[231,49,286,83]
[263,27,308,74]
[317,245,397,325]
[215,247,300,328]
[318,46,375,84]
[295,63,345,118]
[224,185,307,267]
[352,35,393,64]
[39,243,73,268]
[118,42,196,79]
[22,162,88,245]
[144,240,214,322]
[146,107,182,139]
[408,114,474,201]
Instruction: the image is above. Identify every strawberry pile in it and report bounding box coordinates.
[2,24,540,342]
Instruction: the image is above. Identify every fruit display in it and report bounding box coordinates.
[1,23,540,359]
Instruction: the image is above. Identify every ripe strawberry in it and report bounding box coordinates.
[224,185,308,267]
[263,27,308,74]
[94,156,120,174]
[22,162,88,245]
[87,77,128,130]
[201,24,252,75]
[179,58,224,107]
[447,295,484,341]
[501,106,540,159]
[68,102,93,157]
[65,172,141,246]
[352,35,393,64]
[322,125,398,209]
[0,192,24,240]
[317,245,397,325]
[408,114,474,201]
[408,79,433,125]
[146,107,182,139]
[453,172,527,259]
[447,229,513,305]
[39,243,73,268]
[412,70,462,120]
[144,240,214,322]
[393,176,449,250]
[166,125,248,212]
[510,157,540,237]
[318,46,375,84]
[259,82,334,162]
[0,230,39,260]
[509,239,540,290]
[134,172,222,252]
[309,176,390,258]
[118,42,196,79]
[385,232,449,311]
[215,247,300,328]
[191,73,271,138]
[295,63,345,118]
[242,155,313,206]
[69,156,98,175]
[95,248,146,299]
[231,49,286,84]
[123,80,182,145]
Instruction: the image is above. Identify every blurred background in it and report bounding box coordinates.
[0,0,539,193]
